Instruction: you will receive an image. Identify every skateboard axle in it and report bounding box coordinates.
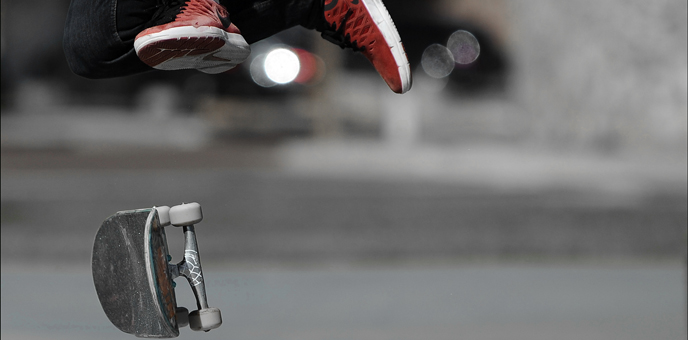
[168,225,210,310]
[164,202,223,332]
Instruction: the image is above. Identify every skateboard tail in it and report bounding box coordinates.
[92,209,180,338]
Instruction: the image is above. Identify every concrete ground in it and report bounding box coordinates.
[1,262,685,340]
[1,127,686,339]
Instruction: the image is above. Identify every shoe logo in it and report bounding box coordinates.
[216,8,231,29]
[324,0,338,11]
[203,54,232,62]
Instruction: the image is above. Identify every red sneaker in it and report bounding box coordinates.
[134,0,250,74]
[320,0,412,93]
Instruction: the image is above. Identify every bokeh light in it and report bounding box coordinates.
[421,43,455,78]
[293,48,326,86]
[447,30,480,64]
[249,53,277,87]
[264,48,301,84]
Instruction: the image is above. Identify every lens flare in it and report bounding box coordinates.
[421,43,455,78]
[292,48,326,86]
[264,48,300,84]
[447,30,480,65]
[250,53,276,87]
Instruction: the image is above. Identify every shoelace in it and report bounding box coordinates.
[320,9,364,52]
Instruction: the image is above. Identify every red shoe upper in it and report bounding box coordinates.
[137,0,241,38]
[322,0,405,93]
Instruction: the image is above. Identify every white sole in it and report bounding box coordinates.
[134,26,251,74]
[360,0,412,93]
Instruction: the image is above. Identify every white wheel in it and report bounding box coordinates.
[176,307,189,328]
[189,307,222,331]
[155,206,171,227]
[169,202,203,226]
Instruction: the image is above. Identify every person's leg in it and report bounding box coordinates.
[226,0,411,93]
[220,0,321,44]
[64,0,155,78]
[64,0,410,92]
[64,0,256,78]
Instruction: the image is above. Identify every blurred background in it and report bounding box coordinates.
[1,0,686,339]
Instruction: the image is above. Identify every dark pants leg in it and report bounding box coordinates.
[63,0,321,79]
[222,0,321,43]
[63,0,147,78]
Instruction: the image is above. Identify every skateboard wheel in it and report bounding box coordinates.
[155,206,171,227]
[176,307,189,328]
[189,307,222,331]
[169,202,203,226]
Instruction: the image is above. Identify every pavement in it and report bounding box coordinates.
[1,110,686,340]
[2,262,685,340]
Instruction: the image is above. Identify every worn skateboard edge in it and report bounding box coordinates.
[144,208,179,336]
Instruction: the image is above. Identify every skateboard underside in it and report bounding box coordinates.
[92,208,179,338]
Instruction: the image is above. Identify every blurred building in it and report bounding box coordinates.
[1,0,686,156]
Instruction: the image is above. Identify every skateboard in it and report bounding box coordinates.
[92,202,221,338]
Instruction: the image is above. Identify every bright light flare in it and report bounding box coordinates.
[264,48,300,84]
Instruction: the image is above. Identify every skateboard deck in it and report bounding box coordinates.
[93,203,222,338]
[92,208,179,338]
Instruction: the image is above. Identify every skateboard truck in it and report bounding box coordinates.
[92,202,221,338]
[161,203,222,332]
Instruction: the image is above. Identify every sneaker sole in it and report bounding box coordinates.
[360,0,412,93]
[134,26,251,74]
